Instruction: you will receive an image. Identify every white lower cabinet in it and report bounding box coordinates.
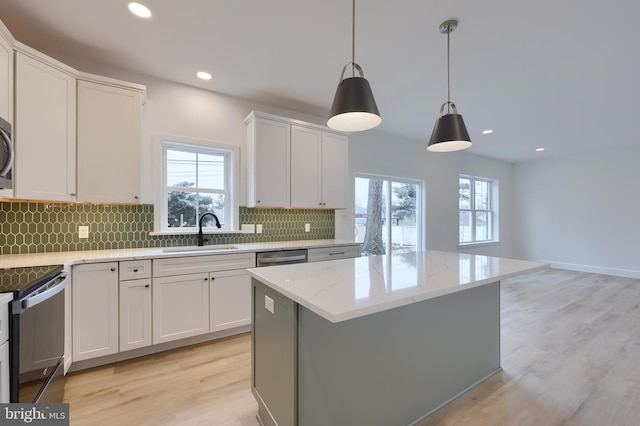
[152,273,210,344]
[307,245,362,262]
[210,269,251,332]
[153,253,255,344]
[119,278,152,351]
[72,263,119,361]
[0,340,8,403]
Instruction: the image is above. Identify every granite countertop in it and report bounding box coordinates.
[0,239,360,269]
[247,250,549,323]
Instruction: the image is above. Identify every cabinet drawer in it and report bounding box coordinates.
[0,293,11,344]
[153,252,256,278]
[120,260,152,281]
[307,245,362,263]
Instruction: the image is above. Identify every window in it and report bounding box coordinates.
[355,175,423,256]
[459,175,497,244]
[157,138,238,232]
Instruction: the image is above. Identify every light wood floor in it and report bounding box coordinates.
[64,268,640,425]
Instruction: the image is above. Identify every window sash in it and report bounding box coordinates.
[162,141,232,231]
[459,176,494,243]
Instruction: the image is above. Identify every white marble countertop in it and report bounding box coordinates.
[247,250,549,323]
[0,239,360,269]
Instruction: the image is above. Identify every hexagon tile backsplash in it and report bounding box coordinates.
[0,201,335,255]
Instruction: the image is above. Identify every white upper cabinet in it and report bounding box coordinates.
[0,24,13,124]
[319,131,348,209]
[14,52,76,202]
[246,111,349,209]
[291,125,322,208]
[291,125,349,209]
[246,116,291,207]
[77,79,143,203]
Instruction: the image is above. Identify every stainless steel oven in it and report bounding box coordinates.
[0,265,67,403]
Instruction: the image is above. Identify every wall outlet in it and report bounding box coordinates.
[241,224,255,234]
[78,226,89,239]
[265,295,274,314]
[256,224,263,234]
[305,223,310,232]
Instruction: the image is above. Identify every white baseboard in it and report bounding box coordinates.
[548,261,640,279]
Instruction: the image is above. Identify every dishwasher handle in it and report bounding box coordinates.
[16,272,68,312]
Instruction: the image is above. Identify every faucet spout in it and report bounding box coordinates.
[197,212,222,246]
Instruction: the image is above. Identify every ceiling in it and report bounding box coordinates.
[0,0,638,163]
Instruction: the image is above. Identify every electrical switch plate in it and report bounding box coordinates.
[78,226,89,239]
[305,223,310,232]
[265,295,274,314]
[256,224,263,234]
[241,224,255,234]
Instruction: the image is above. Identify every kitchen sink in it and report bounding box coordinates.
[162,245,239,253]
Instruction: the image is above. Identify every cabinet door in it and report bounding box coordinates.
[248,118,290,207]
[291,125,321,208]
[77,80,142,203]
[14,53,76,202]
[210,269,251,332]
[153,273,209,344]
[0,28,12,127]
[0,340,8,403]
[321,132,349,209]
[119,278,152,351]
[72,263,119,361]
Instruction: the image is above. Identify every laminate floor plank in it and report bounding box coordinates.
[63,268,640,425]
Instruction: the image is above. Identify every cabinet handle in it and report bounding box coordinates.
[145,284,150,288]
[204,277,208,281]
[133,269,139,272]
[257,200,261,204]
[211,277,215,281]
[110,267,116,272]
[70,193,76,196]
[134,196,139,200]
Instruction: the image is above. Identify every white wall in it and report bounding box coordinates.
[339,129,515,258]
[512,146,640,278]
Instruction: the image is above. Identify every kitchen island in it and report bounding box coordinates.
[247,250,548,426]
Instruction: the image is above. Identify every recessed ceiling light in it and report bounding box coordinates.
[128,3,152,19]
[536,148,545,152]
[482,129,493,135]
[197,71,212,80]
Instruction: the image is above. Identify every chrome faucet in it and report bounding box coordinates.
[197,212,222,246]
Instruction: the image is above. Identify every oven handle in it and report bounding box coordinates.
[20,272,68,311]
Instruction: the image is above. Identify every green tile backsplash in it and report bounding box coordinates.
[0,202,335,255]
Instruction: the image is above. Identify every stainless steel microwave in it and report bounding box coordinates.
[0,115,13,189]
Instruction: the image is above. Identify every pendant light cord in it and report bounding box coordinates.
[351,0,356,77]
[447,22,451,114]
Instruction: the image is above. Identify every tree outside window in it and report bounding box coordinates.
[162,142,232,230]
[355,176,422,256]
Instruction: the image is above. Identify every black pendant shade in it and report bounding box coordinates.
[427,104,472,152]
[328,75,381,132]
[428,19,472,153]
[327,0,381,132]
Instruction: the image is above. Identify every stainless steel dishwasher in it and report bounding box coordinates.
[256,249,307,267]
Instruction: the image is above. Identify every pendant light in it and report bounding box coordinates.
[327,0,381,132]
[427,20,472,152]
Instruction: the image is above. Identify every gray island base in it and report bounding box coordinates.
[252,278,501,426]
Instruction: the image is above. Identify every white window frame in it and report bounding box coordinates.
[152,134,239,234]
[458,175,498,246]
[355,173,425,254]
